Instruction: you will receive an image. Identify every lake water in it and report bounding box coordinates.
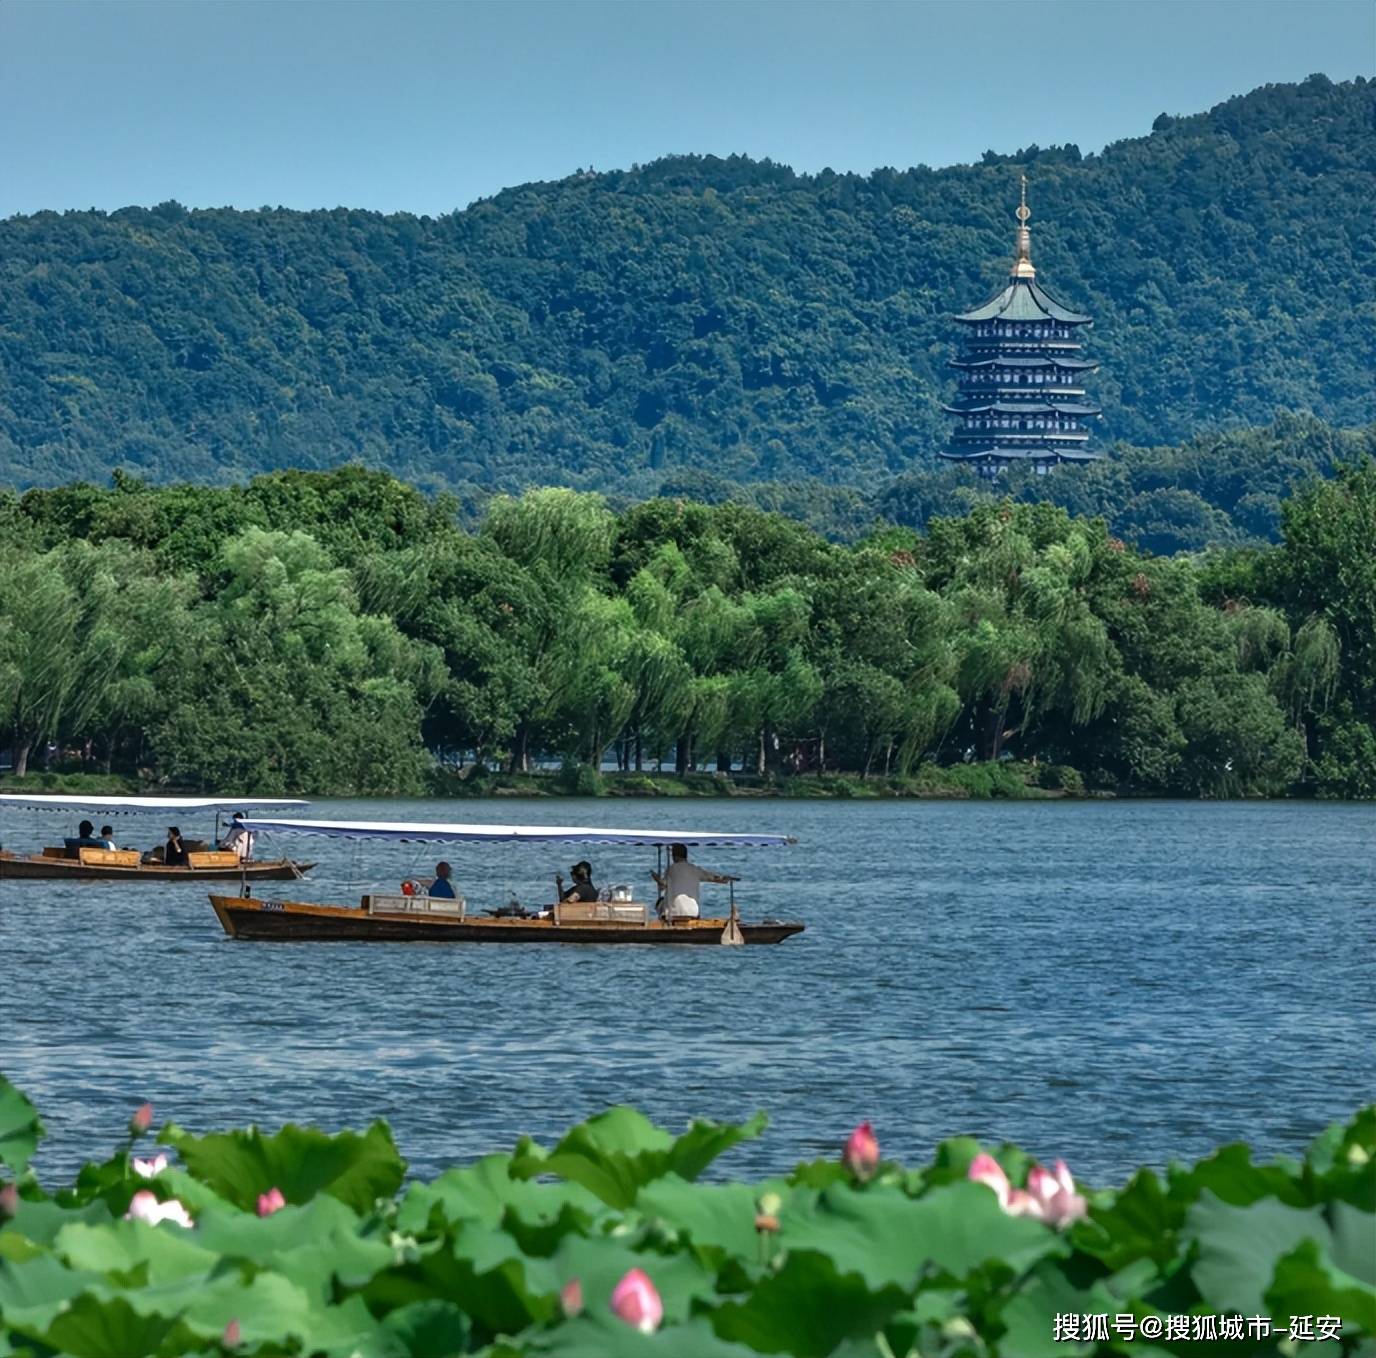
[2,797,1373,1189]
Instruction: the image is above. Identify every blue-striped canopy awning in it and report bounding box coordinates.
[238,818,794,848]
[0,795,309,815]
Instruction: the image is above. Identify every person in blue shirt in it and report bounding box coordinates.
[429,861,457,899]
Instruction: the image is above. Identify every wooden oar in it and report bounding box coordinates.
[720,881,744,946]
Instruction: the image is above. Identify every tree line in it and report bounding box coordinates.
[2,461,1371,798]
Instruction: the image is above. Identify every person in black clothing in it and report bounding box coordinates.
[556,860,598,903]
[164,826,187,867]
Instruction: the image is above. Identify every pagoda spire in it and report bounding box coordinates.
[1011,173,1035,279]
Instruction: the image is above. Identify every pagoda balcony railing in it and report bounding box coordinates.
[954,429,1090,443]
[968,324,1078,340]
[963,338,1078,350]
[957,375,1089,390]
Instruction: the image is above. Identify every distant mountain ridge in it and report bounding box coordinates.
[0,74,1372,496]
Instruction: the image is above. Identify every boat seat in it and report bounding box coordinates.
[556,900,648,925]
[187,850,240,870]
[364,893,466,918]
[76,847,141,868]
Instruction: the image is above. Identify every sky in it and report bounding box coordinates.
[0,0,1370,219]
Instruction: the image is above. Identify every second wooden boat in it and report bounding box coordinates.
[209,816,805,946]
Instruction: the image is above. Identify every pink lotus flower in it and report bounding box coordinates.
[0,1183,17,1220]
[129,1102,154,1137]
[1027,1159,1087,1228]
[125,1189,194,1229]
[132,1153,168,1179]
[560,1277,583,1318]
[256,1186,287,1217]
[610,1267,663,1334]
[842,1121,880,1180]
[968,1152,1086,1228]
[223,1319,241,1347]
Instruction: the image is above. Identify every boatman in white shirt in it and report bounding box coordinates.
[221,812,254,862]
[652,843,737,921]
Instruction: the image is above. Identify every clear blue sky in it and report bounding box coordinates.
[0,0,1370,219]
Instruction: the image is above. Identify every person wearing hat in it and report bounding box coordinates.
[556,860,598,903]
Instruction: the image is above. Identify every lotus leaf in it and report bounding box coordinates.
[0,1080,43,1175]
[158,1118,405,1213]
[0,1078,1371,1358]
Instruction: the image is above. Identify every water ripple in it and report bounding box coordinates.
[2,797,1374,1187]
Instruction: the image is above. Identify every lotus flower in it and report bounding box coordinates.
[132,1153,168,1179]
[256,1186,287,1217]
[560,1277,583,1318]
[610,1267,663,1334]
[0,1182,17,1220]
[968,1152,1086,1228]
[125,1189,193,1228]
[1026,1159,1087,1227]
[129,1102,153,1137]
[223,1319,241,1347]
[842,1121,880,1180]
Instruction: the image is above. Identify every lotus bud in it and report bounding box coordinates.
[132,1153,168,1179]
[129,1102,153,1137]
[610,1267,663,1334]
[0,1182,17,1220]
[842,1121,880,1180]
[256,1186,287,1217]
[755,1189,782,1233]
[223,1319,241,1347]
[560,1278,583,1318]
[967,1152,1011,1208]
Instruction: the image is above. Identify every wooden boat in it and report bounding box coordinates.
[0,848,313,882]
[0,794,314,882]
[211,893,803,944]
[209,816,805,946]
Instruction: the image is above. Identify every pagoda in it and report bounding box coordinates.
[941,177,1102,478]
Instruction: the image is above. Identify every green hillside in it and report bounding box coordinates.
[1,75,1371,503]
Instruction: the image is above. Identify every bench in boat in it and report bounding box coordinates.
[555,899,649,925]
[363,893,467,917]
[187,850,240,870]
[76,847,142,868]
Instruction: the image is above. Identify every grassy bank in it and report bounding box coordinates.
[0,761,1094,801]
[428,760,1095,800]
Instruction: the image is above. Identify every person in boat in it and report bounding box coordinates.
[74,819,102,846]
[99,825,117,850]
[556,860,597,903]
[164,826,188,867]
[220,812,254,861]
[652,843,737,921]
[428,861,457,899]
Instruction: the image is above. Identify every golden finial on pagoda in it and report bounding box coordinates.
[1012,172,1036,279]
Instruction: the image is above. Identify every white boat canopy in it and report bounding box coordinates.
[237,817,794,848]
[0,795,310,815]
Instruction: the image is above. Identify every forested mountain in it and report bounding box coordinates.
[1,76,1372,503]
